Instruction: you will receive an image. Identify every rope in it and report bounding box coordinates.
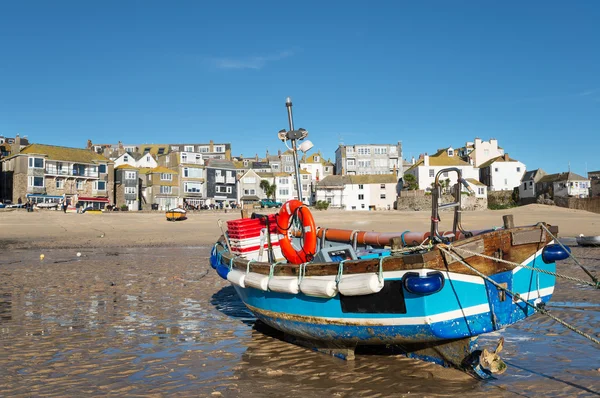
[245,260,254,275]
[450,245,598,288]
[539,223,599,287]
[400,231,409,247]
[378,257,385,285]
[439,245,600,346]
[336,260,348,284]
[297,262,308,285]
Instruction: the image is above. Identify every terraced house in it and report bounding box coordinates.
[159,148,206,209]
[0,144,113,208]
[140,166,179,210]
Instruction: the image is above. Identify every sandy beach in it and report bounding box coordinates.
[1,205,599,396]
[1,204,600,250]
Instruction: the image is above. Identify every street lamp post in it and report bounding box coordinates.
[285,97,304,203]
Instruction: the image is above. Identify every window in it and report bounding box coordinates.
[325,167,330,172]
[28,157,44,169]
[94,181,106,190]
[429,169,435,178]
[529,181,533,187]
[215,146,225,153]
[76,180,84,190]
[346,147,354,154]
[361,204,365,209]
[279,189,289,196]
[124,155,129,162]
[448,149,454,156]
[184,145,194,152]
[161,173,173,181]
[517,167,521,172]
[184,168,203,178]
[478,187,485,195]
[357,147,371,155]
[244,189,256,195]
[358,194,364,200]
[358,160,371,168]
[56,179,64,189]
[314,156,320,162]
[146,155,151,162]
[380,194,386,199]
[358,184,364,190]
[199,146,209,153]
[380,184,385,189]
[28,176,44,187]
[157,148,165,155]
[216,186,232,194]
[185,182,202,193]
[98,164,107,173]
[494,168,499,172]
[279,177,289,185]
[125,187,136,194]
[523,183,527,189]
[484,149,489,156]
[160,186,172,194]
[504,179,508,185]
[125,171,136,180]
[326,197,332,203]
[302,184,308,191]
[144,147,151,153]
[181,153,188,163]
[302,174,309,180]
[284,165,293,172]
[283,155,293,162]
[244,177,256,183]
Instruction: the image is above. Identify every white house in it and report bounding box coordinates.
[113,152,158,169]
[465,178,487,199]
[275,171,311,204]
[478,154,526,191]
[457,138,504,167]
[536,172,591,199]
[519,168,546,200]
[316,174,398,211]
[405,148,480,192]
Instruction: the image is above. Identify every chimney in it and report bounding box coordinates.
[86,139,93,150]
[424,155,429,167]
[411,156,415,164]
[118,141,124,156]
[504,153,509,161]
[15,134,21,147]
[278,149,281,157]
[209,140,214,152]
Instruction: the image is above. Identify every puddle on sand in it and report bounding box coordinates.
[0,246,598,397]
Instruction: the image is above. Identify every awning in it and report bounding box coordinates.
[78,196,109,203]
[240,195,260,201]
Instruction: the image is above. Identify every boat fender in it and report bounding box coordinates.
[227,269,246,288]
[245,272,270,291]
[216,262,230,280]
[542,244,571,264]
[268,276,300,294]
[210,245,218,269]
[338,274,384,296]
[403,271,445,295]
[300,276,338,298]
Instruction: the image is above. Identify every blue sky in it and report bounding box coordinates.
[1,1,599,176]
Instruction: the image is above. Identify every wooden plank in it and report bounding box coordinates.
[511,229,545,245]
[443,239,485,265]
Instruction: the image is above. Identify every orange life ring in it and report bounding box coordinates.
[277,200,317,264]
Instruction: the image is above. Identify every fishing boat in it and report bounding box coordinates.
[576,234,600,247]
[209,98,571,377]
[166,207,187,221]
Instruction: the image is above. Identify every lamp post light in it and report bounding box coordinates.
[280,97,312,203]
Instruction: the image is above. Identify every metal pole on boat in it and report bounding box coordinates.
[285,97,304,203]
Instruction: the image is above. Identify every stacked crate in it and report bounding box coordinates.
[227,215,284,261]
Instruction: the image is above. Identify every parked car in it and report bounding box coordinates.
[260,199,283,208]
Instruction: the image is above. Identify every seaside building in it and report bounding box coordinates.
[456,138,504,167]
[519,168,547,202]
[114,164,140,211]
[300,152,335,203]
[140,166,180,210]
[478,154,526,191]
[536,172,590,199]
[335,142,403,177]
[0,143,113,209]
[404,148,479,192]
[157,149,206,209]
[205,159,238,207]
[315,174,398,210]
[589,171,600,197]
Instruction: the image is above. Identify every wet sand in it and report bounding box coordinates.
[0,206,599,396]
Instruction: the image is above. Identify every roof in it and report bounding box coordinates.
[317,175,351,187]
[538,171,588,183]
[115,164,137,170]
[478,155,519,169]
[405,148,470,172]
[257,172,275,178]
[465,178,485,187]
[17,144,110,163]
[138,144,169,156]
[149,166,178,174]
[240,195,261,201]
[521,168,545,182]
[206,159,236,169]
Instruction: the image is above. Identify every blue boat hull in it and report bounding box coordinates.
[218,251,555,345]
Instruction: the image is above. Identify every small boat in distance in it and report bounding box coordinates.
[576,234,600,247]
[166,207,187,221]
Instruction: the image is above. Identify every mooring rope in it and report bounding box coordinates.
[449,246,598,288]
[439,245,600,346]
[539,223,599,287]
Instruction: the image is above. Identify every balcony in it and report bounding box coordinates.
[226,177,236,184]
[215,176,225,183]
[45,168,99,178]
